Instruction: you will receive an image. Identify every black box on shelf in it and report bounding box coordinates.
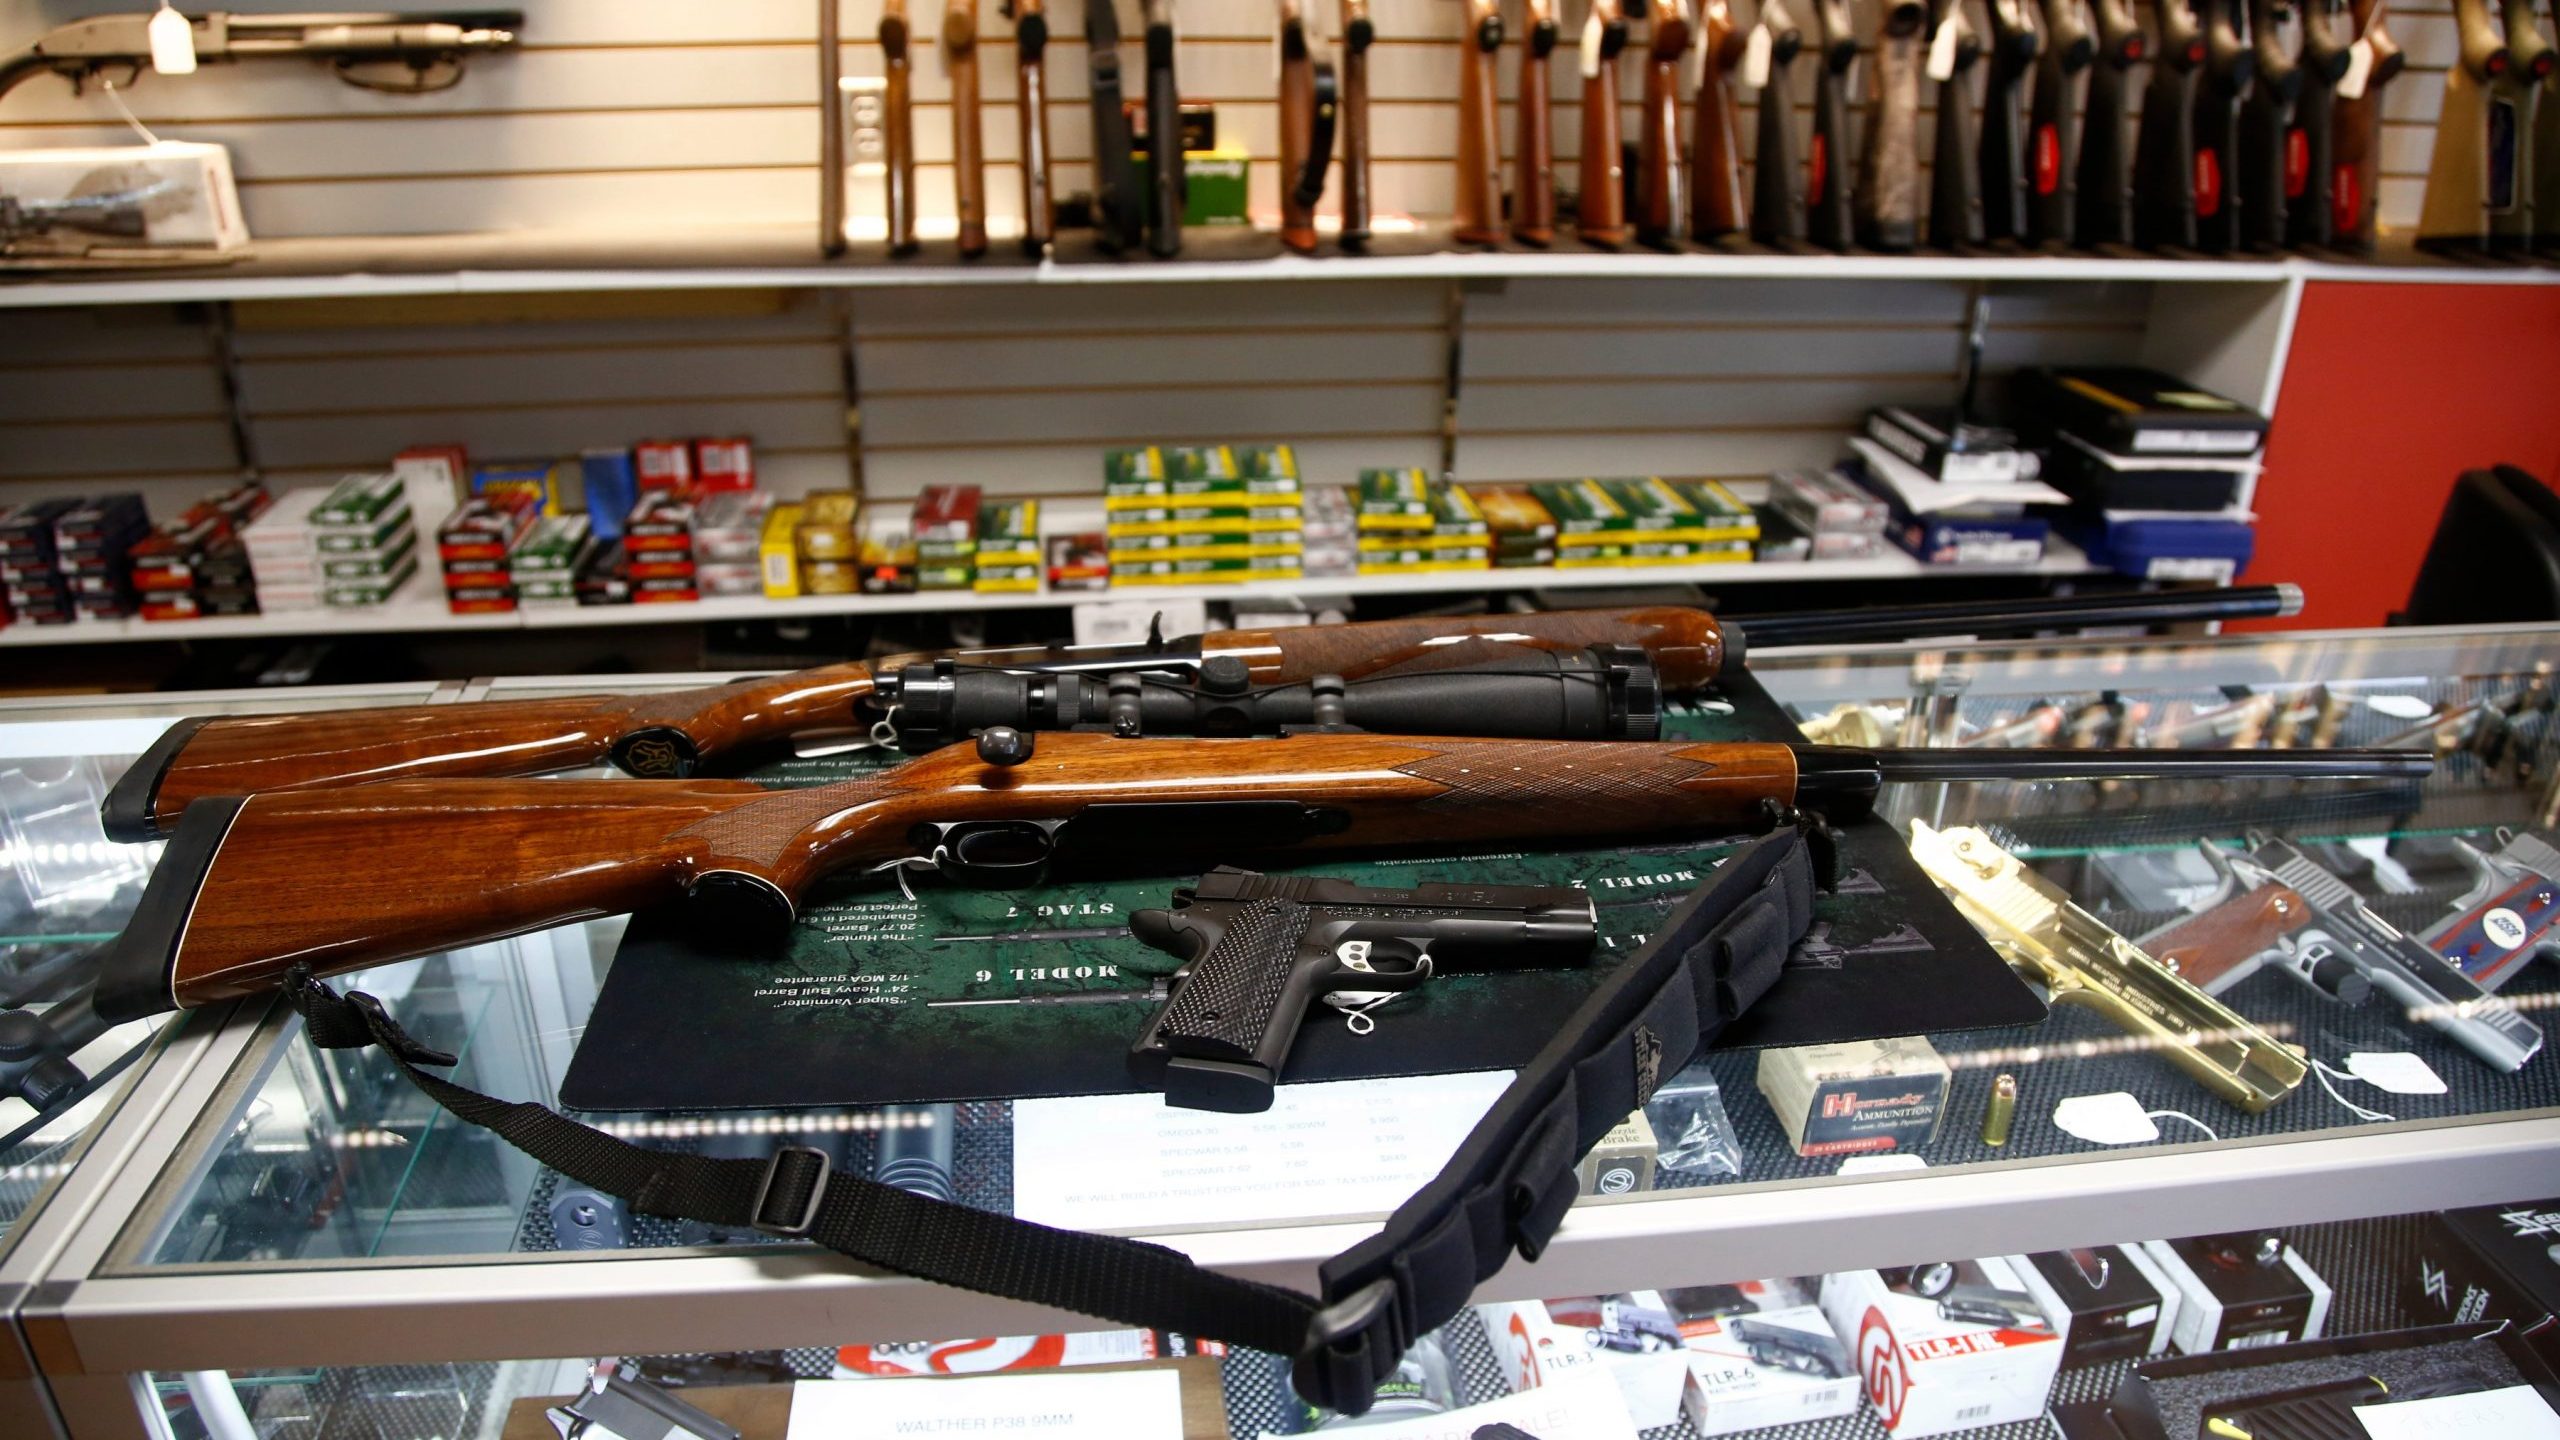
[2084,1322,2560,1440]
[2407,1198,2560,1366]
[2043,431,2252,512]
[2141,1235,2331,1354]
[2014,367,2269,458]
[2018,1246,2182,1366]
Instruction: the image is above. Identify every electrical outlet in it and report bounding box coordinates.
[839,76,888,241]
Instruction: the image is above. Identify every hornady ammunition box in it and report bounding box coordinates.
[1756,1036,1948,1157]
[2018,1247,2182,1365]
[1476,1293,1693,1429]
[1357,468,1435,527]
[579,449,639,540]
[633,574,698,603]
[1469,485,1560,542]
[759,503,804,598]
[626,554,698,582]
[1048,533,1109,591]
[795,490,859,561]
[1820,1260,2061,1437]
[634,438,693,492]
[310,471,405,527]
[2142,1235,2330,1354]
[1670,1282,1860,1436]
[1112,529,1304,561]
[693,436,754,492]
[2409,1199,2560,1367]
[692,490,768,563]
[2016,365,2270,457]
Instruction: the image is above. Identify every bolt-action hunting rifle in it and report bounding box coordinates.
[92,729,2427,1020]
[102,586,2309,840]
[2324,0,2401,252]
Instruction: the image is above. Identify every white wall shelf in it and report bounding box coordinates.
[0,542,2098,648]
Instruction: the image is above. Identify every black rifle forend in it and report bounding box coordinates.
[1085,0,1144,251]
[1127,866,1598,1110]
[1,9,523,101]
[1729,582,2303,648]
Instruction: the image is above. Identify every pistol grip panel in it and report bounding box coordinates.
[1156,898,1316,1067]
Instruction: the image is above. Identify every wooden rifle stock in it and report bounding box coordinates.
[947,0,988,255]
[1518,0,1562,243]
[2134,0,2204,246]
[2237,0,2304,249]
[107,607,1728,838]
[1579,0,1633,244]
[1456,0,1507,243]
[98,734,1802,1017]
[1806,0,1858,247]
[1751,0,1810,243]
[1978,0,2039,239]
[1145,0,1184,255]
[1689,0,1748,237]
[883,0,921,252]
[2497,0,2554,250]
[1339,0,1374,246]
[2194,0,2254,253]
[2075,0,2145,244]
[2326,0,2399,250]
[2418,0,2511,251]
[1637,0,1695,247]
[2026,0,2095,246]
[822,0,846,255]
[1010,0,1054,252]
[1279,0,1324,253]
[2283,0,2353,246]
[1855,0,1930,250]
[1930,0,1988,247]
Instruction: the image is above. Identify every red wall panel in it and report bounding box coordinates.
[2236,282,2560,632]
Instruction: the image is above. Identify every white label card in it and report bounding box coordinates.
[2345,1051,2447,1095]
[2355,1384,2560,1440]
[2338,36,2375,99]
[2053,1092,2159,1145]
[1926,14,1962,80]
[1837,1153,1928,1175]
[1580,10,1606,77]
[1743,22,1774,85]
[1260,1369,1639,1440]
[787,1369,1186,1440]
[1012,1071,1511,1232]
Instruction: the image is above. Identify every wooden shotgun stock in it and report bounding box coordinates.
[948,0,989,255]
[1855,0,1930,250]
[1279,0,1326,253]
[1931,0,1988,247]
[1340,0,1374,246]
[1690,0,1748,237]
[1579,0,1633,244]
[2026,0,2095,246]
[883,0,921,252]
[2326,0,2399,250]
[1751,0,1810,243]
[1806,0,1858,247]
[1637,0,1695,247]
[2075,0,2145,245]
[2418,0,2512,251]
[1456,0,1507,243]
[96,734,1806,1017]
[104,607,1729,839]
[2193,0,2255,253]
[1010,0,1055,252]
[2497,0,2554,250]
[1519,0,1563,243]
[2238,0,2305,250]
[2134,0,2204,246]
[1978,0,2039,240]
[2283,0,2354,246]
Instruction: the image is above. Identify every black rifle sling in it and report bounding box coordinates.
[281,822,1826,1416]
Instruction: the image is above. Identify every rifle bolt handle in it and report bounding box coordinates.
[977,726,1036,765]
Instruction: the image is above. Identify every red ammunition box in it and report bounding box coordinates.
[625,557,698,581]
[912,485,982,545]
[437,495,540,564]
[633,575,699,602]
[635,439,693,493]
[693,436,755,492]
[53,493,148,551]
[0,499,76,561]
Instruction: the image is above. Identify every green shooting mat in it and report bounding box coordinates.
[559,666,2046,1111]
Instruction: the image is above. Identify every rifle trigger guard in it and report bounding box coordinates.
[920,819,1065,883]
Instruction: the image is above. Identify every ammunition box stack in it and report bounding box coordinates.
[693,490,769,598]
[857,510,918,594]
[694,436,756,492]
[1356,469,1491,574]
[622,491,701,603]
[469,459,570,517]
[2016,366,2266,582]
[633,439,693,494]
[0,499,80,626]
[438,493,540,614]
[579,448,639,541]
[1669,479,1762,552]
[52,492,151,621]
[240,488,323,614]
[133,482,270,621]
[913,485,982,591]
[796,490,861,596]
[1465,486,1562,569]
[507,515,589,608]
[759,503,804,598]
[389,445,465,534]
[975,499,1041,593]
[1766,468,1889,560]
[307,473,423,608]
[1533,478,1755,568]
[1104,444,1305,587]
[1299,483,1357,577]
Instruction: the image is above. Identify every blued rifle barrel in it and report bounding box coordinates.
[1732,582,2302,648]
[1859,746,2433,782]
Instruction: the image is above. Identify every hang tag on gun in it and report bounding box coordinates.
[1580,9,1607,77]
[2053,1092,2159,1145]
[2344,1051,2445,1095]
[2337,35,2374,99]
[1325,939,1432,1035]
[1742,21,1774,85]
[1926,11,1963,80]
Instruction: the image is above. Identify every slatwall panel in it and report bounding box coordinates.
[1452,276,2153,480]
[849,279,1447,496]
[0,0,2470,243]
[0,305,244,516]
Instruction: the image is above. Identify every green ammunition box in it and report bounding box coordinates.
[972,563,1042,593]
[1492,547,1561,568]
[508,515,591,575]
[917,539,979,563]
[1357,546,1491,573]
[320,551,419,605]
[1232,444,1300,481]
[1163,445,1239,482]
[1527,479,1633,535]
[1111,528,1303,556]
[313,504,416,554]
[1103,447,1166,486]
[1134,148,1251,227]
[1357,468,1435,527]
[917,562,977,590]
[318,530,418,580]
[1356,531,1496,553]
[516,578,576,601]
[1112,555,1302,584]
[310,471,407,527]
[1103,476,1303,505]
[1597,477,1706,528]
[1554,539,1754,567]
[1670,478,1762,531]
[1106,505,1305,535]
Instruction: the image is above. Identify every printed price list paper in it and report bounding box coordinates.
[786,1368,1186,1439]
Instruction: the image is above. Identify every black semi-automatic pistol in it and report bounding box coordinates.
[1127,866,1598,1112]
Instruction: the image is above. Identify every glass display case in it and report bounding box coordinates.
[2,630,2556,1439]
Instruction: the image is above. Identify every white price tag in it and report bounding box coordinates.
[2344,1051,2447,1095]
[1837,1153,1928,1175]
[148,3,197,74]
[1743,19,1774,85]
[2365,693,2436,720]
[1927,11,1963,79]
[2053,1092,2159,1145]
[1581,8,1607,77]
[2337,35,2375,99]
